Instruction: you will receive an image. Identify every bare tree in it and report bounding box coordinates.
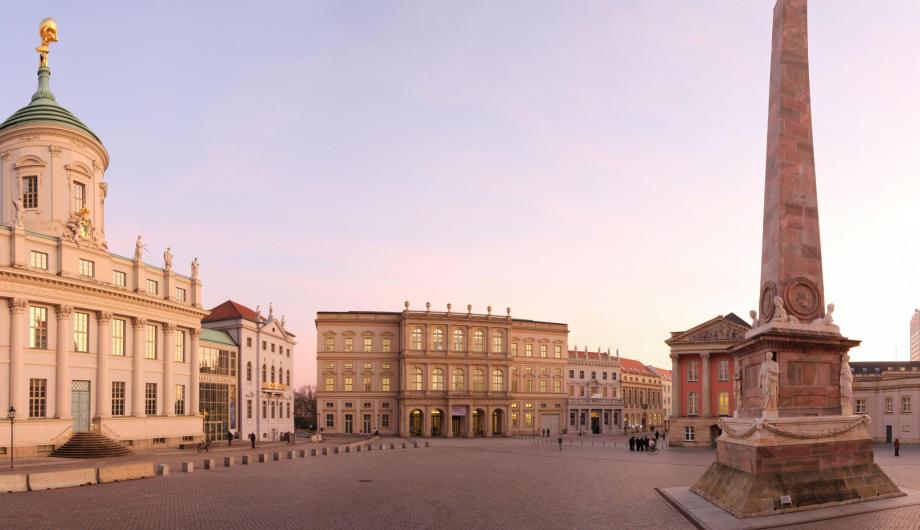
[294,384,317,429]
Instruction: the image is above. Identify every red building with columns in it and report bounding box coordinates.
[665,313,750,447]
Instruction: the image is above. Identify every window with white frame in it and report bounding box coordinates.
[452,368,464,391]
[22,175,38,209]
[146,279,158,295]
[363,337,372,352]
[473,330,484,352]
[29,378,47,417]
[145,383,157,416]
[431,368,444,390]
[79,259,94,278]
[493,331,504,353]
[688,392,699,416]
[324,337,334,352]
[73,312,89,352]
[113,318,126,355]
[344,337,353,352]
[473,369,485,391]
[718,360,729,381]
[411,367,423,390]
[525,343,533,357]
[886,397,893,413]
[554,345,562,358]
[175,384,185,415]
[492,369,504,391]
[688,360,699,382]
[382,337,391,352]
[175,330,185,362]
[903,397,912,414]
[111,381,125,416]
[29,306,48,349]
[175,287,186,302]
[411,327,423,350]
[112,270,127,287]
[855,399,866,414]
[684,426,695,441]
[72,181,86,212]
[30,250,48,270]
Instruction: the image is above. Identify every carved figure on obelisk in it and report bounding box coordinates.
[771,296,799,324]
[760,352,779,413]
[822,303,835,326]
[840,353,853,413]
[749,309,759,328]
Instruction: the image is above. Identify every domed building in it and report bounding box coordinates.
[0,23,207,457]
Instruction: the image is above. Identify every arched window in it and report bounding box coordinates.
[411,327,423,350]
[411,367,423,391]
[431,368,444,390]
[539,379,548,393]
[473,330,484,352]
[688,392,699,416]
[718,391,730,416]
[286,370,291,387]
[452,368,464,391]
[271,366,276,383]
[262,364,267,383]
[246,362,252,382]
[492,331,504,353]
[432,328,444,351]
[453,329,464,351]
[553,379,561,393]
[472,369,485,391]
[491,369,504,391]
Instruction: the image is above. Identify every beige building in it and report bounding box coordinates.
[648,366,672,431]
[0,53,208,456]
[566,347,623,435]
[619,357,665,431]
[316,303,568,437]
[852,361,920,444]
[911,310,920,362]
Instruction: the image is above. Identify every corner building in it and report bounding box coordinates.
[316,304,568,437]
[0,56,207,455]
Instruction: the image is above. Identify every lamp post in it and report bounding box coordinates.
[8,406,16,469]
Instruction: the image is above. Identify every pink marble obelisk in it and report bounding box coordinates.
[758,0,825,324]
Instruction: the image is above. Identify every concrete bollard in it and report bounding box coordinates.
[181,462,194,473]
[224,456,234,468]
[310,449,317,456]
[298,449,307,458]
[286,450,295,459]
[333,447,339,454]
[390,443,395,449]
[413,442,418,448]
[258,453,268,463]
[402,443,407,449]
[273,452,281,461]
[203,459,215,470]
[321,448,328,455]
[379,444,384,450]
[156,464,169,476]
[345,446,351,453]
[242,455,251,465]
[425,441,430,447]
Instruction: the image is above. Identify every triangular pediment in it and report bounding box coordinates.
[666,313,751,345]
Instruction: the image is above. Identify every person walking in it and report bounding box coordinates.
[895,438,901,457]
[558,436,563,451]
[227,430,233,447]
[629,436,635,451]
[249,431,256,449]
[655,430,660,442]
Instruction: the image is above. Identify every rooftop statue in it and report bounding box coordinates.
[36,18,58,68]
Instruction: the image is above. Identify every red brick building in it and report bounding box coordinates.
[665,313,749,446]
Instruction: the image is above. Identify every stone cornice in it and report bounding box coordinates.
[0,268,207,321]
[0,124,109,169]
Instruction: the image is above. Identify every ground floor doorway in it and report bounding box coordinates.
[409,409,423,436]
[344,414,353,434]
[590,411,600,434]
[71,380,90,433]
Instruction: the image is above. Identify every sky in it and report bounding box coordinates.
[1,1,919,387]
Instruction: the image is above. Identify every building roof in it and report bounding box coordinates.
[619,357,659,378]
[0,67,101,144]
[200,328,237,347]
[648,366,672,381]
[204,300,260,323]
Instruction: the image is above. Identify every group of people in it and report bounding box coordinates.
[629,429,662,452]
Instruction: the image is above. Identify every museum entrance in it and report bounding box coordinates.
[491,409,504,435]
[590,411,600,434]
[430,409,443,437]
[409,409,423,436]
[344,414,353,434]
[71,380,90,433]
[472,409,485,436]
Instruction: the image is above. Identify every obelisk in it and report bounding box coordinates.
[758,0,824,324]
[686,0,903,517]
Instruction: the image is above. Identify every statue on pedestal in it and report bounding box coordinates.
[760,352,779,414]
[733,362,742,416]
[163,247,173,270]
[840,353,854,414]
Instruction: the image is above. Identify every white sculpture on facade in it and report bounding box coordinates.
[134,235,146,261]
[191,257,200,278]
[840,353,854,414]
[760,351,779,415]
[163,247,173,270]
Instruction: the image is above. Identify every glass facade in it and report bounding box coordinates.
[200,382,234,441]
[200,346,236,376]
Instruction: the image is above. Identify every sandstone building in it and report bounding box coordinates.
[852,361,920,444]
[620,357,666,431]
[566,347,623,435]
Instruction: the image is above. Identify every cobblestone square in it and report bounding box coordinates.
[1,438,919,529]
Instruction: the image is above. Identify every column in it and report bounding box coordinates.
[485,406,493,437]
[56,305,73,418]
[423,406,431,437]
[132,317,147,416]
[445,401,453,437]
[96,312,113,418]
[670,353,681,417]
[701,353,711,417]
[9,298,27,417]
[189,328,201,416]
[163,324,176,416]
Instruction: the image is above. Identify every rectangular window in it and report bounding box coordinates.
[344,337,353,352]
[382,362,390,369]
[326,414,334,428]
[324,337,334,352]
[145,324,158,359]
[382,376,391,392]
[287,402,291,419]
[175,287,187,302]
[174,384,185,415]
[525,344,533,357]
[344,377,353,392]
[525,379,533,393]
[382,337,391,352]
[511,343,518,356]
[540,345,547,358]
[30,250,48,270]
[363,376,372,392]
[263,401,267,418]
[553,380,561,393]
[271,343,276,353]
[554,345,561,358]
[29,306,48,349]
[603,372,608,380]
[382,414,390,428]
[903,397,912,414]
[718,360,730,381]
[718,392,730,416]
[886,397,893,413]
[688,392,699,416]
[539,379,548,393]
[73,312,89,352]
[246,337,253,347]
[145,383,157,416]
[591,371,596,380]
[29,378,47,418]
[855,399,866,414]
[111,381,125,416]
[579,371,584,379]
[247,399,252,419]
[79,259,94,277]
[175,330,185,362]
[524,412,533,426]
[688,360,699,382]
[684,426,695,442]
[363,337,372,352]
[146,279,158,295]
[112,318,126,356]
[324,376,335,392]
[72,181,86,212]
[22,175,38,209]
[344,362,353,369]
[112,270,127,287]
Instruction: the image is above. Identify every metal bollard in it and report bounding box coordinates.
[258,453,268,463]
[224,456,235,467]
[156,464,169,476]
[203,459,215,470]
[242,455,251,465]
[181,462,194,473]
[273,452,281,461]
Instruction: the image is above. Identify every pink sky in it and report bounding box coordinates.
[1,1,918,386]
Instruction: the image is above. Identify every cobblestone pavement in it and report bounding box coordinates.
[0,439,918,529]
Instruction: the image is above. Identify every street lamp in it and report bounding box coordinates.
[8,406,16,469]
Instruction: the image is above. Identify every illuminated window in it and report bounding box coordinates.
[324,337,334,352]
[363,376,372,392]
[511,343,518,356]
[382,337,392,352]
[344,376,353,392]
[30,251,48,270]
[472,369,485,391]
[113,318,126,355]
[718,391,730,416]
[431,368,444,390]
[491,369,504,391]
[73,312,89,352]
[411,327,423,350]
[492,331,504,353]
[432,328,444,351]
[382,376,391,392]
[29,306,48,349]
[411,367,423,390]
[145,324,158,359]
[554,345,561,358]
[473,330,484,352]
[525,344,533,357]
[324,376,334,392]
[453,329,464,351]
[540,345,547,358]
[539,379,548,393]
[344,337,353,352]
[452,368,464,391]
[363,337,372,352]
[175,330,185,362]
[175,385,185,415]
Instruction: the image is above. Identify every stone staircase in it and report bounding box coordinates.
[51,432,132,458]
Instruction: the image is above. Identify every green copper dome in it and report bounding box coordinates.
[0,67,102,144]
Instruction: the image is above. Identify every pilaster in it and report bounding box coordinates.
[670,353,681,417]
[163,323,176,416]
[132,317,146,416]
[55,304,73,418]
[189,328,201,416]
[701,352,711,417]
[9,298,27,416]
[96,311,112,418]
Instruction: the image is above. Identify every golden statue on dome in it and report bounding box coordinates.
[36,17,58,68]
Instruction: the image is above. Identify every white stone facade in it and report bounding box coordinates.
[852,361,920,444]
[565,348,623,435]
